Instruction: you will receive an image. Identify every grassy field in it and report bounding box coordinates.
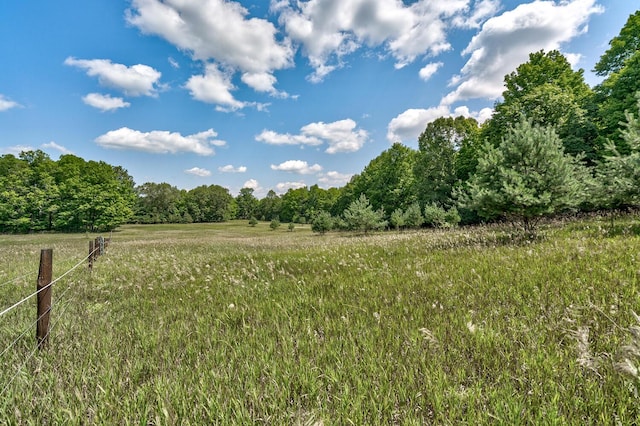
[1,218,640,424]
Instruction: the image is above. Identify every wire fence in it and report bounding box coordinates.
[0,236,110,399]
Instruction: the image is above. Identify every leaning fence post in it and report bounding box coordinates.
[36,249,53,349]
[89,240,94,271]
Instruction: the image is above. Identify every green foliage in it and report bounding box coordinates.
[270,218,281,231]
[342,194,387,234]
[594,10,640,77]
[390,208,405,231]
[461,120,589,233]
[415,117,480,207]
[338,143,417,216]
[482,50,596,160]
[236,187,259,220]
[0,151,135,233]
[311,210,334,235]
[595,101,640,209]
[248,216,258,227]
[403,202,424,229]
[288,222,295,232]
[444,207,461,228]
[423,203,447,228]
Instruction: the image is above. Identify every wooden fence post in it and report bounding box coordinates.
[36,249,53,349]
[94,238,100,261]
[89,240,94,271]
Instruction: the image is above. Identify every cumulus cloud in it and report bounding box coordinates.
[318,171,353,188]
[275,0,479,81]
[258,119,368,153]
[219,164,247,173]
[0,95,20,111]
[387,105,492,143]
[418,62,443,81]
[185,64,245,111]
[95,127,225,155]
[442,0,603,105]
[276,181,307,193]
[452,0,500,29]
[271,160,323,175]
[255,130,323,147]
[65,57,162,97]
[82,93,131,111]
[185,167,212,177]
[127,0,293,96]
[243,179,260,190]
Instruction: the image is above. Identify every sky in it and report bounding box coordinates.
[0,0,637,197]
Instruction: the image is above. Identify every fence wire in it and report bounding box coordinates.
[0,247,98,318]
[0,241,106,399]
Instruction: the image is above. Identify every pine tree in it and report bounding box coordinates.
[460,119,589,234]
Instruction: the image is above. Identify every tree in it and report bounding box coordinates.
[236,187,258,220]
[257,189,282,221]
[270,218,281,230]
[311,211,333,235]
[342,194,387,234]
[403,202,424,229]
[415,116,480,207]
[460,120,589,234]
[337,143,416,216]
[390,208,405,231]
[595,100,640,210]
[592,11,640,154]
[482,50,597,161]
[186,185,235,222]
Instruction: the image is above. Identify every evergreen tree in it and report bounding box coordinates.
[595,100,640,209]
[460,120,589,234]
[342,194,387,234]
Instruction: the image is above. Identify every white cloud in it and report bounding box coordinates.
[442,0,603,105]
[418,62,443,81]
[255,130,323,147]
[65,57,162,97]
[82,93,131,111]
[303,119,368,154]
[185,64,245,111]
[276,0,472,81]
[219,165,247,173]
[168,57,180,68]
[0,95,20,111]
[95,127,225,155]
[42,141,73,155]
[257,119,368,153]
[452,0,500,29]
[2,145,34,155]
[241,72,289,97]
[276,181,307,193]
[318,171,353,188]
[127,0,293,95]
[271,160,323,175]
[185,167,212,177]
[243,179,260,189]
[387,105,492,142]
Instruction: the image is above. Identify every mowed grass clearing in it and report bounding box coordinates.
[1,219,639,424]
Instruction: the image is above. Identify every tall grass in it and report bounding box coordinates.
[1,219,639,424]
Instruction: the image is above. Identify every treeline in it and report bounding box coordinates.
[0,152,136,233]
[1,12,639,234]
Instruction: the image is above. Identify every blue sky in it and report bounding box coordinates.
[0,1,636,197]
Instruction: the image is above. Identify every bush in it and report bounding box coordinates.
[311,211,333,235]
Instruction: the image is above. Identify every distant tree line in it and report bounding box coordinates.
[1,11,639,234]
